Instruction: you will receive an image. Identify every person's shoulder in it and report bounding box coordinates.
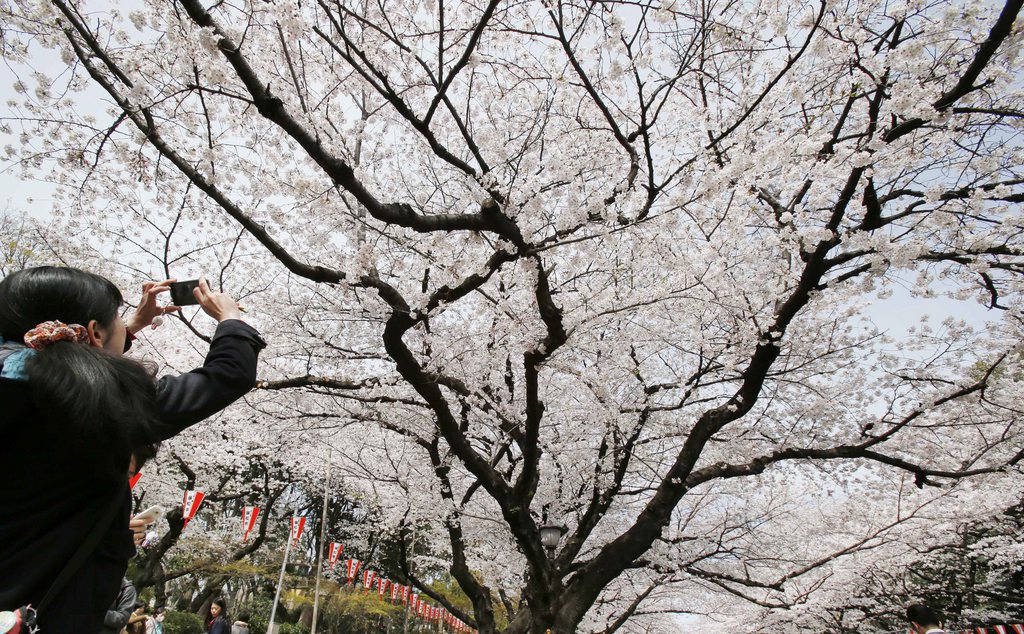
[0,376,32,404]
[0,377,39,443]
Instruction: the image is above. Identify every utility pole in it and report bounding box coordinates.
[310,448,332,634]
[267,503,299,634]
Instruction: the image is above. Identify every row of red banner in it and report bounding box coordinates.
[139,486,475,632]
[954,626,1024,634]
[341,560,474,632]
[239,506,476,632]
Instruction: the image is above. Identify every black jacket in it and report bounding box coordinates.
[207,615,229,634]
[0,319,265,634]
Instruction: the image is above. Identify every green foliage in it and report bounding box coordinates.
[312,584,404,633]
[239,596,274,633]
[278,624,310,634]
[968,355,1024,383]
[162,611,204,634]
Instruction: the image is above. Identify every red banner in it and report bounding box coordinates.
[363,569,376,590]
[390,582,398,602]
[289,516,306,545]
[345,558,361,584]
[129,472,142,490]
[328,542,344,569]
[182,490,205,529]
[241,506,260,542]
[377,577,388,599]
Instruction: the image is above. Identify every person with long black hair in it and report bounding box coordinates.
[205,598,230,634]
[0,266,266,634]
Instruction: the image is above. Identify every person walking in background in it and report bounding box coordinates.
[205,598,230,634]
[907,604,947,634]
[231,612,251,634]
[0,267,266,634]
[99,578,137,634]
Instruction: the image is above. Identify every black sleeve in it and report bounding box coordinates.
[150,320,266,441]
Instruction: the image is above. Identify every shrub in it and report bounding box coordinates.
[162,611,204,634]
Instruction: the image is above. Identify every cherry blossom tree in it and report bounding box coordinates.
[2,0,1023,632]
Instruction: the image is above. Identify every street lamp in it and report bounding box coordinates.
[539,523,566,558]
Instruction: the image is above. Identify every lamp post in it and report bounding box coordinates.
[538,523,566,634]
[539,523,566,559]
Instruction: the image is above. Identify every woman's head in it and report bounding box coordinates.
[210,598,227,620]
[0,266,158,477]
[0,266,127,353]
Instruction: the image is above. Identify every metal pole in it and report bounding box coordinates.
[403,524,415,634]
[310,449,332,634]
[267,509,297,634]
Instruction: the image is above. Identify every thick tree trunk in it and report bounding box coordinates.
[189,575,228,614]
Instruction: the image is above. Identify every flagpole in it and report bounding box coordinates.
[404,524,415,634]
[310,448,332,634]
[267,507,298,634]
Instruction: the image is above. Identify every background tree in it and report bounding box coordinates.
[1,0,1023,632]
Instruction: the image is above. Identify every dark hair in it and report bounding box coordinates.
[133,601,146,611]
[0,266,159,476]
[906,604,941,627]
[209,598,228,621]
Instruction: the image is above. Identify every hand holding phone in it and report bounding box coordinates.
[134,505,166,527]
[192,278,243,322]
[169,280,201,306]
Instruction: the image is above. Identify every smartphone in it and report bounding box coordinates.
[169,279,201,306]
[134,505,166,526]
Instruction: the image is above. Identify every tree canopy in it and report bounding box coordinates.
[1,0,1023,631]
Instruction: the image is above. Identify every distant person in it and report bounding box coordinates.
[206,598,230,634]
[127,602,148,634]
[0,267,266,634]
[231,612,251,634]
[907,604,947,634]
[100,578,137,634]
[146,607,166,634]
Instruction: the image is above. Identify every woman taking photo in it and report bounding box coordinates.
[0,266,266,634]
